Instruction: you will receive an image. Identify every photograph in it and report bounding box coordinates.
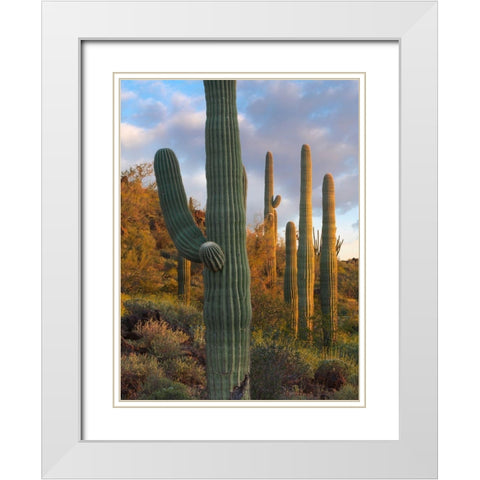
[119,78,361,401]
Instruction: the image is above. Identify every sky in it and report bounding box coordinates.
[120,79,360,260]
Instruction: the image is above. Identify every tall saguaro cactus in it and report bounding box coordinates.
[264,152,281,288]
[154,80,251,399]
[284,221,299,336]
[177,255,191,305]
[319,173,338,347]
[297,144,315,339]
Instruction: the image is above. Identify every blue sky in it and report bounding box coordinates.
[120,79,360,259]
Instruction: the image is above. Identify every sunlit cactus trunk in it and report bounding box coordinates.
[177,255,191,305]
[284,221,299,336]
[264,152,281,288]
[154,80,251,400]
[297,144,315,340]
[203,80,251,399]
[319,173,338,347]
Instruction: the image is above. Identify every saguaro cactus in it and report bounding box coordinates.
[154,80,251,399]
[177,255,191,305]
[319,173,338,347]
[297,144,315,339]
[284,221,299,336]
[264,152,281,288]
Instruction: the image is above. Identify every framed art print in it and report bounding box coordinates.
[42,0,437,478]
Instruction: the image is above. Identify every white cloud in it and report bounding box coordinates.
[121,90,137,101]
[120,123,152,149]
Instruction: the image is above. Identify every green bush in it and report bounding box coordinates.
[122,297,203,337]
[250,341,314,399]
[347,369,359,387]
[163,356,206,386]
[314,359,350,390]
[139,377,192,400]
[250,291,291,337]
[332,383,358,400]
[121,353,164,400]
[338,314,359,334]
[135,319,189,360]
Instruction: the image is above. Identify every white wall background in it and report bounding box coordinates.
[0,0,478,478]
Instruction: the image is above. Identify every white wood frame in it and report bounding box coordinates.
[42,1,437,477]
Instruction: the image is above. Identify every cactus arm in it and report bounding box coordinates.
[271,194,281,208]
[336,235,344,257]
[154,148,224,271]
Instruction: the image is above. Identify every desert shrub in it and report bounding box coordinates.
[339,314,359,335]
[337,342,359,364]
[135,319,189,360]
[337,260,359,300]
[139,377,192,400]
[347,370,359,387]
[121,353,163,399]
[151,300,203,334]
[281,385,310,400]
[250,291,291,337]
[332,384,358,400]
[122,298,162,332]
[250,341,314,399]
[314,359,350,390]
[191,323,206,351]
[163,356,206,386]
[321,341,359,365]
[121,297,203,336]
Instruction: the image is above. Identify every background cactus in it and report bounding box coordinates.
[177,255,191,304]
[319,173,338,347]
[263,152,281,288]
[313,228,321,256]
[284,221,299,336]
[297,144,315,339]
[335,235,344,257]
[154,80,251,399]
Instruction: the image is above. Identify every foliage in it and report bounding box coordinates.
[122,297,203,336]
[337,258,359,300]
[139,377,192,400]
[121,299,207,400]
[120,149,360,401]
[332,384,358,400]
[134,319,189,360]
[314,359,350,390]
[121,164,174,294]
[250,340,314,400]
[121,353,164,400]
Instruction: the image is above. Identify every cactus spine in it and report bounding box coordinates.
[319,173,338,347]
[297,144,315,339]
[264,152,281,288]
[154,80,251,399]
[177,255,191,304]
[284,221,299,336]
